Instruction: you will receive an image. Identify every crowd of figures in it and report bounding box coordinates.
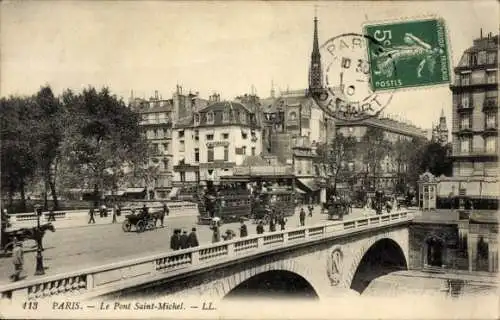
[87,203,170,227]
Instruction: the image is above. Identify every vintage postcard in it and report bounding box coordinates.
[0,1,498,319]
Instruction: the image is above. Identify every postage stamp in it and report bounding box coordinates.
[363,18,451,91]
[311,33,394,121]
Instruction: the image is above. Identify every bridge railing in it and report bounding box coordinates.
[6,202,198,223]
[0,211,413,302]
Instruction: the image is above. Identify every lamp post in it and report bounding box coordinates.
[34,205,45,275]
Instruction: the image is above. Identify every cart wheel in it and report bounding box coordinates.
[137,220,146,233]
[122,221,132,232]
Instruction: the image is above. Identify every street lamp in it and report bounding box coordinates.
[34,205,45,275]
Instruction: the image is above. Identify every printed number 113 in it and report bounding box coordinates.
[23,301,38,310]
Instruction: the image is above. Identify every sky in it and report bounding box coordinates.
[1,0,498,130]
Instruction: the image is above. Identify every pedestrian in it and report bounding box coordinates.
[187,227,199,247]
[279,214,287,231]
[170,229,181,250]
[308,204,314,217]
[116,204,122,217]
[48,208,56,222]
[159,203,168,228]
[269,215,276,232]
[88,207,96,224]
[256,221,264,234]
[212,225,221,243]
[163,202,170,216]
[299,207,306,226]
[180,230,189,249]
[112,205,117,223]
[10,239,24,282]
[142,204,149,216]
[239,220,248,237]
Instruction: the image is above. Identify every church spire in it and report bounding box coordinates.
[308,11,323,94]
[440,108,445,119]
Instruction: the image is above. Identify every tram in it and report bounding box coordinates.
[196,168,296,225]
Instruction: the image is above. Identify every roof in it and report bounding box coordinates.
[240,156,269,167]
[199,101,251,114]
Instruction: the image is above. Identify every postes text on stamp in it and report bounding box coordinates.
[364,18,450,91]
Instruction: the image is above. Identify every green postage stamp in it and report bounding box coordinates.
[364,18,451,91]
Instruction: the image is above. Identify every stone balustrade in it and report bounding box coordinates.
[7,202,199,223]
[0,211,413,303]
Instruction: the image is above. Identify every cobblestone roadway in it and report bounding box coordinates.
[0,206,374,285]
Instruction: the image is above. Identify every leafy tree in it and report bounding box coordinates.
[419,142,453,177]
[61,87,144,203]
[359,126,391,191]
[316,133,358,194]
[33,86,64,210]
[0,96,39,211]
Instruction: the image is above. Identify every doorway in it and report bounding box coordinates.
[426,236,445,267]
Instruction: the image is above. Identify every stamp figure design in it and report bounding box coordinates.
[364,18,451,91]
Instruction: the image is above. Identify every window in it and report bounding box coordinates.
[206,112,214,124]
[194,113,200,126]
[153,129,158,137]
[163,143,169,154]
[240,112,246,124]
[157,129,164,138]
[460,74,470,86]
[178,130,185,138]
[195,171,200,182]
[194,130,199,140]
[222,133,229,140]
[162,159,168,171]
[179,141,185,152]
[194,148,200,162]
[485,136,497,153]
[487,71,497,84]
[223,112,229,123]
[471,71,484,85]
[224,146,229,161]
[487,52,497,65]
[207,146,214,162]
[242,146,247,155]
[460,138,471,153]
[206,134,214,141]
[478,51,487,65]
[251,147,256,156]
[289,111,297,121]
[460,115,471,130]
[470,53,478,66]
[485,113,497,129]
[460,94,470,108]
[180,172,186,182]
[151,144,159,154]
[241,132,248,139]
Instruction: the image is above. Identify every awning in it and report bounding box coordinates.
[125,188,146,194]
[168,187,179,199]
[295,188,306,194]
[296,178,320,193]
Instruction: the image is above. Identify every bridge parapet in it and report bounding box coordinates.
[0,211,414,303]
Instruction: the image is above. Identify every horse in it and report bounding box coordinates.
[10,223,56,251]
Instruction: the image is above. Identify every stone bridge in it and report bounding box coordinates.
[0,211,413,303]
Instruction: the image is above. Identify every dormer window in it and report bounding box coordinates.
[194,113,200,126]
[223,111,229,123]
[289,111,297,121]
[178,130,185,139]
[206,112,214,124]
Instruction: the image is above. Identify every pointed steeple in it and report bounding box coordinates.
[308,12,323,94]
[440,108,445,119]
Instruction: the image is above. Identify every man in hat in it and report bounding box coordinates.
[10,238,24,282]
[212,224,221,243]
[170,229,181,250]
[48,208,56,222]
[179,230,189,249]
[308,204,314,217]
[88,207,96,224]
[278,213,287,231]
[239,220,248,238]
[299,207,306,226]
[256,221,264,234]
[187,227,199,248]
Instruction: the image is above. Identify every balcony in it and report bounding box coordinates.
[483,98,498,111]
[451,150,498,161]
[140,119,172,126]
[456,103,473,113]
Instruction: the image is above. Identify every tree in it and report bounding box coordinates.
[61,87,144,203]
[359,127,392,191]
[0,96,39,211]
[33,86,64,210]
[406,137,430,191]
[420,142,453,177]
[316,133,358,194]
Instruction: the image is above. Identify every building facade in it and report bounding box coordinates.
[172,93,262,187]
[335,116,428,193]
[449,32,498,200]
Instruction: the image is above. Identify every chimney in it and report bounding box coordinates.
[155,90,159,100]
[480,28,483,39]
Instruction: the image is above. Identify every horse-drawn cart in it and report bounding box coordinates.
[122,211,157,233]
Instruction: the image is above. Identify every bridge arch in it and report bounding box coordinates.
[215,259,326,300]
[347,237,407,294]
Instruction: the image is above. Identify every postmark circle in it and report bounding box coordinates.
[311,33,396,121]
